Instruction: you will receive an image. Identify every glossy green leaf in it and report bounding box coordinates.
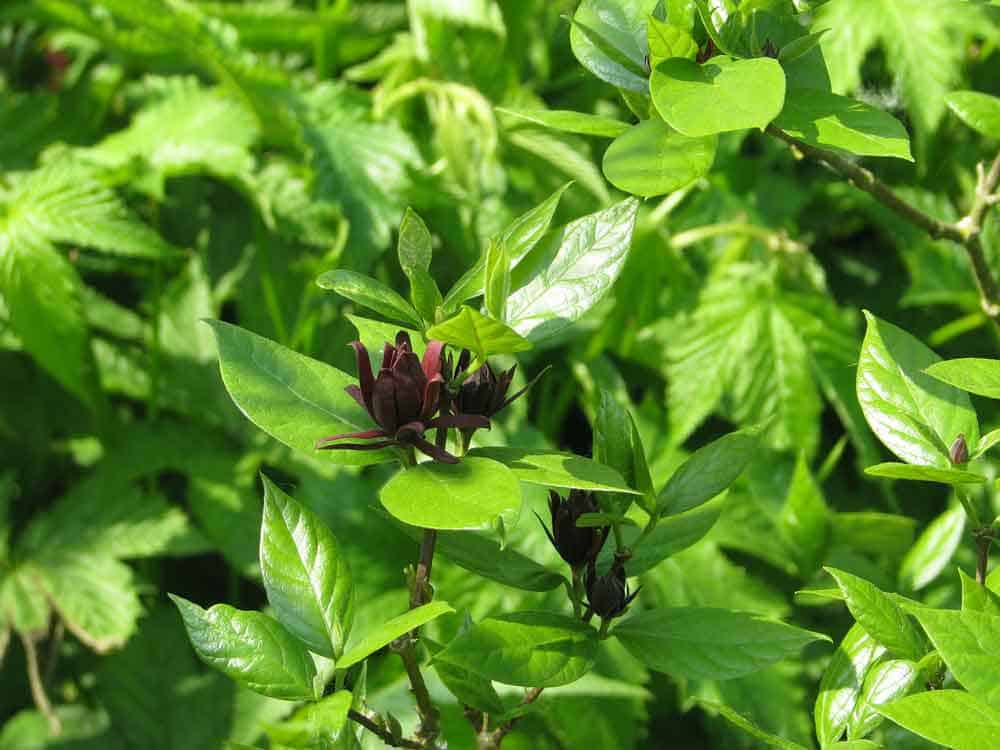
[847,659,918,739]
[825,567,925,661]
[569,0,660,92]
[206,321,395,466]
[777,29,829,64]
[593,391,648,515]
[602,118,717,197]
[864,462,985,485]
[646,15,698,66]
[778,454,829,576]
[658,429,758,515]
[260,477,354,659]
[424,306,531,358]
[899,505,966,592]
[171,595,317,700]
[468,447,639,493]
[496,108,630,138]
[814,623,886,747]
[925,357,1000,399]
[397,208,442,323]
[946,90,1000,138]
[483,241,510,322]
[426,637,505,715]
[337,601,455,669]
[856,311,979,468]
[316,270,422,328]
[436,611,598,687]
[379,457,522,530]
[264,691,352,747]
[962,569,1000,616]
[443,183,572,311]
[878,690,1000,750]
[613,607,829,680]
[507,198,640,341]
[911,607,1000,707]
[650,56,787,136]
[974,427,1000,458]
[774,89,912,160]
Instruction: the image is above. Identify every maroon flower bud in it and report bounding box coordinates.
[316,331,489,463]
[585,561,639,620]
[950,434,969,465]
[761,39,780,59]
[540,490,608,568]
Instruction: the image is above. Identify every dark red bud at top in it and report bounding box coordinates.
[950,434,969,465]
[761,39,779,59]
[585,562,637,619]
[543,490,607,568]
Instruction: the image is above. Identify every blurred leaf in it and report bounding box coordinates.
[778,455,829,576]
[602,118,716,197]
[658,429,758,515]
[497,108,630,138]
[864,463,985,485]
[946,91,1000,137]
[696,700,809,750]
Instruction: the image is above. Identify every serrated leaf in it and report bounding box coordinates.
[946,91,1000,137]
[825,567,925,661]
[602,118,716,197]
[379,456,522,531]
[614,607,828,680]
[316,270,422,328]
[864,462,985,485]
[650,56,786,136]
[774,89,912,160]
[814,623,887,747]
[337,601,454,669]
[507,198,640,341]
[856,311,979,468]
[878,690,1000,750]
[205,321,395,466]
[424,306,530,358]
[436,611,598,687]
[260,477,354,659]
[171,595,317,700]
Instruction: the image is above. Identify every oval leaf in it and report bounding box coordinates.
[814,623,886,747]
[658,429,759,515]
[946,90,1000,138]
[856,311,979,468]
[316,270,422,327]
[436,611,598,687]
[206,320,395,466]
[380,456,522,531]
[925,357,1000,399]
[614,607,829,680]
[260,476,354,659]
[651,56,787,136]
[877,690,1000,750]
[569,0,660,92]
[170,595,317,700]
[424,306,531,358]
[497,108,631,138]
[846,659,918,740]
[468,447,639,494]
[864,462,985,485]
[602,118,717,197]
[337,601,455,669]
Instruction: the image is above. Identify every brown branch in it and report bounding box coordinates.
[484,687,545,748]
[392,635,440,744]
[766,126,1000,320]
[21,632,61,736]
[348,709,423,749]
[410,530,437,610]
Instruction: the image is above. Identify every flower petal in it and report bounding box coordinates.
[412,435,459,464]
[421,340,445,381]
[349,341,376,414]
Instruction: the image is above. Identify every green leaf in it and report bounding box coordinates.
[646,15,698,66]
[397,208,442,323]
[0,568,50,635]
[496,108,631,138]
[170,595,317,700]
[569,0,660,92]
[697,700,809,750]
[602,118,717,197]
[507,198,640,341]
[773,90,913,160]
[427,638,506,715]
[614,607,829,680]
[658,429,759,515]
[205,321,395,466]
[856,311,979,468]
[379,457,522,530]
[825,567,925,661]
[877,690,1000,750]
[777,29,829,64]
[831,512,916,563]
[814,623,887,747]
[925,358,1000,400]
[962,569,1000,616]
[864,462,986,485]
[847,659,918,740]
[778,454,829,576]
[337,601,455,669]
[593,392,650,514]
[650,56,787,136]
[260,477,354,659]
[443,182,572,311]
[467,447,639,494]
[346,314,423,367]
[316,270,422,328]
[910,607,1000,708]
[946,90,1000,138]
[974,427,1000,459]
[0,237,100,409]
[483,241,511,322]
[899,505,966,592]
[424,306,531,358]
[264,691,352,748]
[436,611,598,687]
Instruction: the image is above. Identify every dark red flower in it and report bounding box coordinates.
[450,350,547,433]
[316,332,488,463]
[585,561,639,619]
[540,489,608,568]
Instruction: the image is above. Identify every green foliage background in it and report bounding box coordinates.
[2,0,1000,748]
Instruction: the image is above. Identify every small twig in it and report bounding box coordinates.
[975,530,993,586]
[21,632,61,736]
[43,620,64,688]
[348,709,422,749]
[393,637,440,744]
[481,687,545,748]
[766,127,1000,322]
[410,530,437,611]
